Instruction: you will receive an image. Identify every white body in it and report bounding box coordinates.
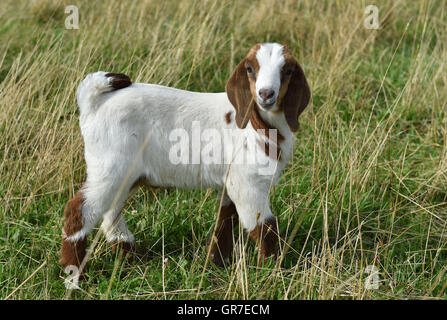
[68,71,295,243]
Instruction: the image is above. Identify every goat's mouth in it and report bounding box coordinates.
[259,101,276,110]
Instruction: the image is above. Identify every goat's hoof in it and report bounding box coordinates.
[207,236,230,268]
[210,253,228,268]
[111,241,136,261]
[257,252,277,267]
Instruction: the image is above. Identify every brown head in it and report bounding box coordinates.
[226,43,310,132]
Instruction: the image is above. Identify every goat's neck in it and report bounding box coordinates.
[253,105,292,142]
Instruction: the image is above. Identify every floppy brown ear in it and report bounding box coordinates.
[282,62,311,132]
[225,59,254,129]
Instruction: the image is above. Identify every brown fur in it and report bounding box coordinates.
[250,106,285,142]
[225,44,260,129]
[210,202,239,266]
[249,216,278,265]
[60,191,87,268]
[60,238,87,269]
[256,139,281,160]
[279,46,311,132]
[224,111,232,124]
[250,107,284,160]
[105,73,132,90]
[245,44,261,101]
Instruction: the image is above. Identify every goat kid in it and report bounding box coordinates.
[60,43,310,270]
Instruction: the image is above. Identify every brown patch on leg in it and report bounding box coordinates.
[249,217,278,265]
[209,202,239,267]
[60,191,87,269]
[61,238,87,268]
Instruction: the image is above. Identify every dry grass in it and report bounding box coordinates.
[0,0,446,299]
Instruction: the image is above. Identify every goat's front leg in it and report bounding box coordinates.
[226,183,279,265]
[209,199,239,267]
[249,216,278,264]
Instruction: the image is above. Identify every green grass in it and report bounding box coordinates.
[1,0,447,299]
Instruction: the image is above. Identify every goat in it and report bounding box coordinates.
[60,43,310,271]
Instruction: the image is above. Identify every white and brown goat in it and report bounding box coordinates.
[60,42,310,270]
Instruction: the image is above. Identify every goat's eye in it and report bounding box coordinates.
[285,69,293,76]
[246,66,253,74]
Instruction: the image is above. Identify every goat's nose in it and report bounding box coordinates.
[258,88,275,101]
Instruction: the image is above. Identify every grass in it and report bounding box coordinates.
[0,0,446,300]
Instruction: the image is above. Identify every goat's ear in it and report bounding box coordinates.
[225,58,254,129]
[282,61,311,132]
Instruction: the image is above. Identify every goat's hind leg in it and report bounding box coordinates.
[101,176,155,257]
[101,208,135,257]
[60,190,87,269]
[60,177,135,270]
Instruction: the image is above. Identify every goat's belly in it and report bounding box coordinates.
[143,163,225,190]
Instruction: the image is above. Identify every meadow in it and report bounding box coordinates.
[0,0,446,299]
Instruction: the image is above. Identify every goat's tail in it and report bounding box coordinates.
[76,71,132,115]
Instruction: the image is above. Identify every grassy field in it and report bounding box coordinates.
[1,0,446,300]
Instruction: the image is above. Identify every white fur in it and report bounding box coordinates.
[67,44,295,244]
[255,43,285,111]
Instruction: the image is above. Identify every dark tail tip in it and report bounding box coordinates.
[105,73,132,90]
